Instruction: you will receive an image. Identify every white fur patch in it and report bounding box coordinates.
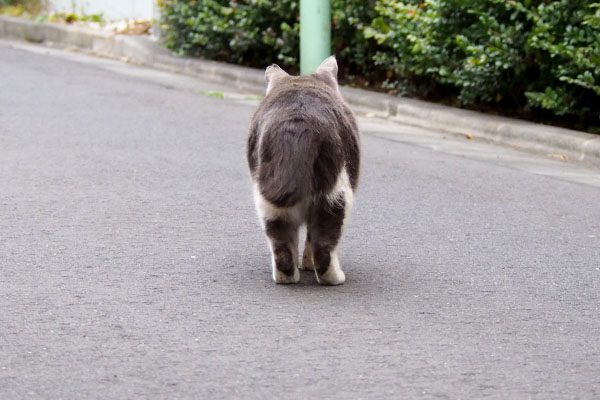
[266,80,276,96]
[316,250,345,286]
[253,184,302,283]
[273,264,300,284]
[253,184,306,226]
[325,167,354,221]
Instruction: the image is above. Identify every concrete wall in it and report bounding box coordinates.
[47,0,156,21]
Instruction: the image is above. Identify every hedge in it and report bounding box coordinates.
[158,0,600,131]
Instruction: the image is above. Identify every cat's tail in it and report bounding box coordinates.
[256,122,343,208]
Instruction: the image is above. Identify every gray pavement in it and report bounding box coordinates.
[1,40,600,399]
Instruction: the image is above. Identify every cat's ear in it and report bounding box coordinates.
[314,56,339,91]
[265,64,288,95]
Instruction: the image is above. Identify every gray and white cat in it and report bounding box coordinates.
[247,56,360,285]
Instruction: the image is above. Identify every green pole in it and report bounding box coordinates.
[300,0,331,75]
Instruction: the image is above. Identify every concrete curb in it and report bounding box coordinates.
[2,15,599,168]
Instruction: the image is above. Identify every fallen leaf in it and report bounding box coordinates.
[547,153,568,161]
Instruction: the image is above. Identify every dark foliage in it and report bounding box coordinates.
[159,0,600,131]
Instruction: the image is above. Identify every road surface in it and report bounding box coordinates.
[1,40,599,399]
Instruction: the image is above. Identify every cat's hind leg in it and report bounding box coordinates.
[308,197,351,286]
[301,232,315,271]
[254,186,301,284]
[308,169,353,286]
[264,217,300,284]
[308,198,345,285]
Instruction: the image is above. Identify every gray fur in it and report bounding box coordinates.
[247,56,360,285]
[248,58,359,207]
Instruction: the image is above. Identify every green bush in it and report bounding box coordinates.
[158,0,378,77]
[525,1,600,117]
[0,0,44,15]
[331,0,382,84]
[158,0,299,69]
[368,0,600,125]
[159,0,600,129]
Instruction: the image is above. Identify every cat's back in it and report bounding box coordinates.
[247,59,360,207]
[254,76,353,133]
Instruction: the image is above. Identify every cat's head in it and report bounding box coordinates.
[264,56,339,95]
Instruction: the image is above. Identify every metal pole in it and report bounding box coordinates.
[300,0,331,75]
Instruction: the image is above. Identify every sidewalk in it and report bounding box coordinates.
[2,15,599,169]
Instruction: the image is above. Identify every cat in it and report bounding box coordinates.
[247,56,360,285]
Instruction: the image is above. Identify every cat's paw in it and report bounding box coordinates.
[301,256,315,271]
[316,267,345,286]
[273,267,300,284]
[301,244,314,271]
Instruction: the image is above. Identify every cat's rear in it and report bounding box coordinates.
[247,56,360,285]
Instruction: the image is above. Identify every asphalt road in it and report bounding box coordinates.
[1,40,599,399]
